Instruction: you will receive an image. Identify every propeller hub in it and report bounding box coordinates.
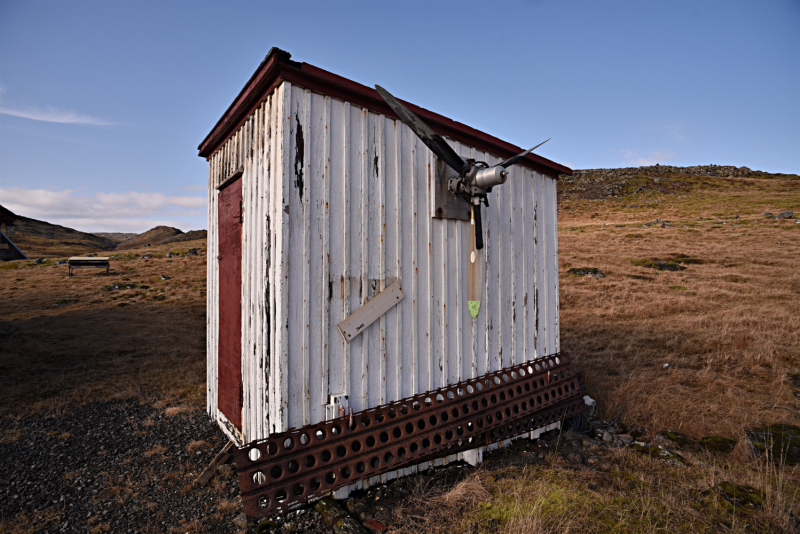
[473,166,508,189]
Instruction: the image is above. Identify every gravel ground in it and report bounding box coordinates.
[0,400,253,533]
[0,399,628,534]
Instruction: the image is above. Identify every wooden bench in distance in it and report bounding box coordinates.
[68,257,110,276]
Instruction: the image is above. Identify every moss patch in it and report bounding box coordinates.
[629,442,689,465]
[745,424,800,464]
[715,481,763,510]
[698,435,736,453]
[657,430,694,448]
[631,259,687,271]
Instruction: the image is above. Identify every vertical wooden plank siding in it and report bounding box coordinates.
[205,80,561,462]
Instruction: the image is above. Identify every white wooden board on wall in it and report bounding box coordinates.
[338,280,405,343]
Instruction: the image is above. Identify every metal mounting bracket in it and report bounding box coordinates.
[433,158,469,220]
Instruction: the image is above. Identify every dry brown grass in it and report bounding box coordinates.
[1,173,797,532]
[187,439,209,453]
[0,429,22,444]
[0,239,207,415]
[144,443,166,457]
[390,173,799,533]
[558,175,800,441]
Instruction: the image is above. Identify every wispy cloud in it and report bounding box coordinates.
[663,124,684,142]
[619,149,676,167]
[0,105,113,126]
[180,184,207,192]
[0,187,206,233]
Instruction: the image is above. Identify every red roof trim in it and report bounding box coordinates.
[198,51,572,177]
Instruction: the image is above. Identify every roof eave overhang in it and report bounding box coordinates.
[198,50,573,178]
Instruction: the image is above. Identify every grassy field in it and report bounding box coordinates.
[0,243,207,415]
[0,169,798,533]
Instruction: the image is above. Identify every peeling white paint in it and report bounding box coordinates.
[206,81,561,489]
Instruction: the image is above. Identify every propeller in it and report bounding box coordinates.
[497,138,551,169]
[375,85,467,176]
[375,84,550,317]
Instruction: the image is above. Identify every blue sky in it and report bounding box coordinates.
[0,0,797,233]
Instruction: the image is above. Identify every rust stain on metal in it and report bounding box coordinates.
[234,353,585,520]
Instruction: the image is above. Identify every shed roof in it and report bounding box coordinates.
[198,48,572,178]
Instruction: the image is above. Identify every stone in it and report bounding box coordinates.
[655,430,693,448]
[567,267,604,279]
[596,429,613,443]
[698,435,737,453]
[583,395,597,419]
[346,498,365,514]
[763,212,773,218]
[160,275,170,281]
[775,210,794,219]
[232,512,247,527]
[256,520,281,533]
[580,435,602,447]
[363,519,389,532]
[789,374,800,389]
[166,252,173,258]
[715,481,763,509]
[617,434,634,447]
[629,442,689,466]
[34,258,43,264]
[652,261,685,271]
[745,424,800,465]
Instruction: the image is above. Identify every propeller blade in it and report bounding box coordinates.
[497,138,551,169]
[467,205,484,319]
[375,85,467,175]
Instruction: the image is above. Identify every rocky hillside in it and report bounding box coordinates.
[0,205,207,258]
[0,205,118,257]
[563,163,772,181]
[115,226,207,250]
[93,232,138,242]
[557,164,797,201]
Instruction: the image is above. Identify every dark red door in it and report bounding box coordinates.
[218,176,243,428]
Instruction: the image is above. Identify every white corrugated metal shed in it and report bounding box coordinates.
[198,48,572,489]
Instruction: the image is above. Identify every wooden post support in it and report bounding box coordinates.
[195,441,234,487]
[314,497,370,534]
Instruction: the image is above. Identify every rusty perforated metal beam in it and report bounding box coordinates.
[234,353,585,520]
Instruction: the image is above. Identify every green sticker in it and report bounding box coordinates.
[468,300,481,319]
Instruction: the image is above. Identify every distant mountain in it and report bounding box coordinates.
[94,232,139,242]
[0,205,207,259]
[0,204,117,258]
[115,226,207,250]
